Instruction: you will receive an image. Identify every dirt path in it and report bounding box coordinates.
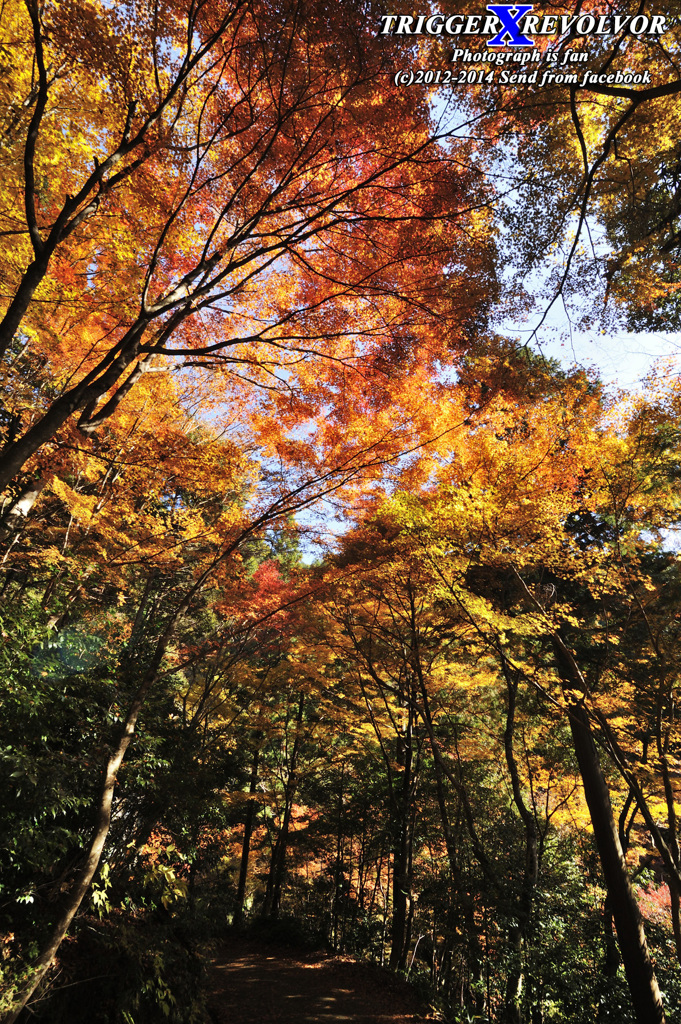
[208,937,436,1024]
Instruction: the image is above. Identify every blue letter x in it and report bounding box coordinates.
[486,4,534,46]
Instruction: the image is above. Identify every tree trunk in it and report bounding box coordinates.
[234,747,259,927]
[264,800,292,920]
[553,637,666,1024]
[3,663,158,1023]
[331,767,345,950]
[263,693,304,920]
[0,255,50,362]
[389,704,414,972]
[1,559,204,1024]
[389,818,411,970]
[0,325,144,494]
[500,655,538,1024]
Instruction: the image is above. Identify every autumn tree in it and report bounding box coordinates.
[0,0,495,511]
[314,519,549,1012]
[375,370,681,1023]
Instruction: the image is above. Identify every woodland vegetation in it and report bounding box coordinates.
[1,1,681,1022]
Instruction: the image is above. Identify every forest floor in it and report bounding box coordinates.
[207,936,438,1024]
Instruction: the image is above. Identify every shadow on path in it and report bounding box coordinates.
[208,937,435,1024]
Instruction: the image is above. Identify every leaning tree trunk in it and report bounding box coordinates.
[2,559,206,1024]
[4,662,159,1023]
[553,637,666,1024]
